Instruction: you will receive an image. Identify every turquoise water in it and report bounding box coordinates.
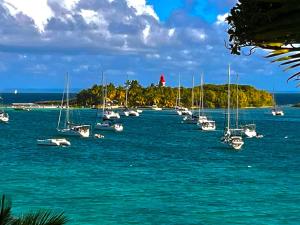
[0,108,299,224]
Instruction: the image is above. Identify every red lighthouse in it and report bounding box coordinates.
[159,74,166,87]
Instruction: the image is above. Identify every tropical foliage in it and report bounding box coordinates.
[227,0,300,82]
[0,195,67,225]
[76,81,273,108]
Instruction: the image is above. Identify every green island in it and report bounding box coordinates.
[76,80,273,108]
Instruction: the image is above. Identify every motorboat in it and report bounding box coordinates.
[241,124,257,138]
[152,105,162,111]
[37,138,71,146]
[95,120,123,132]
[272,108,284,116]
[0,112,9,123]
[200,120,216,131]
[103,110,120,120]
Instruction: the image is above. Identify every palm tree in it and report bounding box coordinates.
[227,0,300,82]
[0,195,67,225]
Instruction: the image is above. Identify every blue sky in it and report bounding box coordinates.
[0,0,297,92]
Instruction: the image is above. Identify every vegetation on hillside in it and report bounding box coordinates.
[76,81,273,108]
[227,0,300,82]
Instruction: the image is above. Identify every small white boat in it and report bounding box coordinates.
[136,109,143,113]
[182,115,198,124]
[103,110,120,120]
[123,109,130,117]
[94,134,105,139]
[176,107,192,116]
[198,115,208,124]
[0,112,9,123]
[152,105,162,111]
[272,109,284,116]
[128,109,140,117]
[200,120,216,131]
[229,136,244,150]
[95,120,123,132]
[37,138,71,146]
[242,124,257,138]
[57,125,90,138]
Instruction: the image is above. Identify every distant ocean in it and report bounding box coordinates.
[1,93,299,105]
[0,93,77,104]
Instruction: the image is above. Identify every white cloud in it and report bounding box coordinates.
[188,29,206,42]
[3,0,54,32]
[168,28,175,37]
[80,9,101,25]
[142,23,151,43]
[126,0,159,20]
[216,13,229,25]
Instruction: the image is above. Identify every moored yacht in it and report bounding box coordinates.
[57,73,90,138]
[95,120,123,132]
[37,138,71,146]
[96,72,124,131]
[241,123,257,138]
[0,111,9,123]
[271,91,284,116]
[221,65,244,150]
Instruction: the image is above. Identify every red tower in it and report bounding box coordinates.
[159,74,166,87]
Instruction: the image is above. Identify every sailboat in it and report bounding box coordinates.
[271,91,284,116]
[222,65,244,150]
[102,77,120,120]
[236,75,258,138]
[183,75,198,123]
[196,74,216,130]
[95,72,123,132]
[57,74,90,138]
[176,74,192,116]
[122,76,139,117]
[0,94,9,123]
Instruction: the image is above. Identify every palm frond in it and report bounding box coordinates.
[0,195,14,225]
[12,210,68,225]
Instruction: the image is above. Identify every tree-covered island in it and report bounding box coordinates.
[76,80,273,108]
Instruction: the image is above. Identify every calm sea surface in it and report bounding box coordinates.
[0,94,299,224]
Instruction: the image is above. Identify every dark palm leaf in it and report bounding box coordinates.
[227,0,300,82]
[0,195,14,225]
[12,211,68,225]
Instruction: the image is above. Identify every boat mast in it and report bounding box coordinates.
[102,71,105,115]
[191,75,194,109]
[125,74,129,108]
[227,65,231,131]
[66,72,70,126]
[57,74,66,130]
[236,74,239,129]
[198,74,202,117]
[178,74,181,107]
[201,73,204,113]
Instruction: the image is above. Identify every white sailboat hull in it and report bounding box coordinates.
[57,125,90,138]
[200,120,216,131]
[272,110,284,116]
[244,128,257,138]
[230,136,244,150]
[37,138,71,146]
[95,123,123,132]
[0,113,9,123]
[103,111,120,120]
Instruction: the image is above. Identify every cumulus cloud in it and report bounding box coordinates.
[0,0,276,90]
[215,13,228,25]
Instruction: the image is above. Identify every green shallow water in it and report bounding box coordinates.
[0,108,299,224]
